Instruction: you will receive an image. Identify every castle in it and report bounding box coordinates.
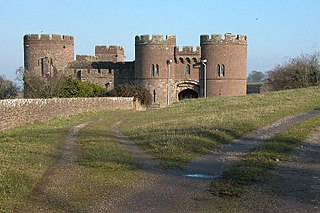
[23,33,247,107]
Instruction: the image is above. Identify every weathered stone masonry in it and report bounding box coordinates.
[0,97,134,131]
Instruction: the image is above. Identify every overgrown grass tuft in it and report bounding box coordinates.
[211,114,320,197]
[123,87,320,168]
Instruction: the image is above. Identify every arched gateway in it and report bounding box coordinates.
[178,89,198,100]
[176,81,200,101]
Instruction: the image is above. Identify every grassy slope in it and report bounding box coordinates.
[1,87,319,212]
[123,87,320,167]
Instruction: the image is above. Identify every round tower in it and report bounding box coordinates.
[200,33,247,97]
[135,34,176,107]
[24,34,74,77]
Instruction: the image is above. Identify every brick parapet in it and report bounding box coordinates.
[174,46,201,56]
[135,34,176,45]
[200,33,247,45]
[24,34,74,44]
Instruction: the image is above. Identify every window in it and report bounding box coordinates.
[98,68,101,74]
[217,64,225,77]
[151,64,159,77]
[155,64,159,76]
[221,64,225,77]
[186,64,191,75]
[151,64,155,77]
[77,70,81,79]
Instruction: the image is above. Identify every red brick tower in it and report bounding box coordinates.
[200,33,247,97]
[24,34,74,78]
[135,35,176,107]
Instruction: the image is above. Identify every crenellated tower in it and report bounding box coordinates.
[24,34,74,78]
[135,34,176,107]
[200,33,247,97]
[95,45,124,62]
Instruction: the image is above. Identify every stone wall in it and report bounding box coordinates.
[0,97,134,131]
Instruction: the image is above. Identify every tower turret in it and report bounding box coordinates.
[24,34,74,78]
[135,34,176,107]
[200,33,247,97]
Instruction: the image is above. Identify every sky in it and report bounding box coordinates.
[1,0,320,82]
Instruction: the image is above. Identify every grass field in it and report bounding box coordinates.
[0,110,137,212]
[0,87,319,212]
[123,87,320,167]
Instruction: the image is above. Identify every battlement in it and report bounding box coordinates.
[95,45,124,54]
[135,34,176,45]
[175,46,201,56]
[200,33,247,45]
[24,34,74,43]
[76,55,97,61]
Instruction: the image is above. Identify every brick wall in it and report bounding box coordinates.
[0,97,134,131]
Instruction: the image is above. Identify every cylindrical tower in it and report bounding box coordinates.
[135,34,176,107]
[200,33,247,97]
[24,34,74,77]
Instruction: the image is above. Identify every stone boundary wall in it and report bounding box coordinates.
[0,97,134,131]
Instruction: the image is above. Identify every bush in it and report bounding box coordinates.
[268,52,320,90]
[24,73,106,98]
[59,77,107,98]
[106,83,152,106]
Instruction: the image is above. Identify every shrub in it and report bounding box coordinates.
[24,73,106,98]
[268,52,320,90]
[106,83,152,106]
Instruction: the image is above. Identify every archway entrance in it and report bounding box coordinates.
[178,89,198,100]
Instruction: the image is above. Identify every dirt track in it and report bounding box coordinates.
[101,110,320,212]
[16,110,320,212]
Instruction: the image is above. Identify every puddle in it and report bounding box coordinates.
[184,173,219,179]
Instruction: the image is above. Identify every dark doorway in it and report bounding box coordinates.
[178,89,198,100]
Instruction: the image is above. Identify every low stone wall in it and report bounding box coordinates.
[0,97,134,131]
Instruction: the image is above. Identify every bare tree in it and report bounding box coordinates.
[247,70,266,83]
[0,75,19,99]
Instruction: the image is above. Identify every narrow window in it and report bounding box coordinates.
[221,64,225,77]
[153,89,156,102]
[151,64,155,77]
[108,69,112,74]
[77,70,81,79]
[98,68,101,74]
[217,64,220,76]
[156,64,159,76]
[186,64,191,75]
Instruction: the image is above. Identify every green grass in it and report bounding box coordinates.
[211,114,320,197]
[0,110,137,213]
[1,87,319,211]
[123,87,320,167]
